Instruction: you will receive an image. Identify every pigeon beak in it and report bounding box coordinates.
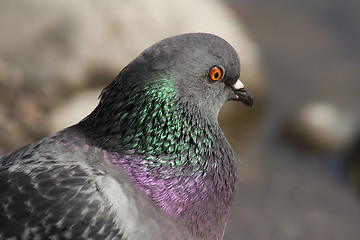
[229,79,254,107]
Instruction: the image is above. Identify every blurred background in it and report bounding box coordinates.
[0,0,359,239]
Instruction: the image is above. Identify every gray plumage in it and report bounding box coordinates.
[0,33,253,240]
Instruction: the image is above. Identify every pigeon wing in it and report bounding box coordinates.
[0,144,125,239]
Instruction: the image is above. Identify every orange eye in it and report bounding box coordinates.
[208,66,223,81]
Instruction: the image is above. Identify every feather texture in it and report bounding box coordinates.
[0,33,253,240]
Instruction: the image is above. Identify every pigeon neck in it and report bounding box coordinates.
[99,112,236,239]
[80,76,236,239]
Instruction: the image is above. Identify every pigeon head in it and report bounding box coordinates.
[81,33,253,152]
[123,33,252,119]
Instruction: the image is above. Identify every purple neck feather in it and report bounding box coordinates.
[102,145,236,239]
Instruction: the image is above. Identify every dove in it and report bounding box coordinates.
[0,33,253,240]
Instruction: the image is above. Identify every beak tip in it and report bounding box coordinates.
[247,99,255,107]
[231,88,254,107]
[243,96,254,107]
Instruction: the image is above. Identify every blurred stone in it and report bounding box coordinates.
[15,97,45,135]
[0,104,32,154]
[281,102,357,152]
[0,0,264,92]
[0,59,23,89]
[46,89,101,133]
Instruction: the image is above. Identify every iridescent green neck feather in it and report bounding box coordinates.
[81,69,222,160]
[79,69,236,239]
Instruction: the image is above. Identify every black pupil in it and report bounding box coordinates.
[214,72,219,79]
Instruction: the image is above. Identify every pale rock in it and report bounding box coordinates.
[0,0,264,91]
[283,102,357,152]
[46,89,101,132]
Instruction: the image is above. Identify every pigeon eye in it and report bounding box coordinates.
[208,66,223,81]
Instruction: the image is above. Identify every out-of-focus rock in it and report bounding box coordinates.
[46,89,102,133]
[0,0,264,92]
[281,102,357,152]
[0,104,32,154]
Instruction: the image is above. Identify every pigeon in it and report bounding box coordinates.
[0,33,253,240]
